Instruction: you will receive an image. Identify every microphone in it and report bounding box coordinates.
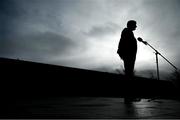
[137,37,147,45]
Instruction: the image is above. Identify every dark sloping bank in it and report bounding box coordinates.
[0,57,179,100]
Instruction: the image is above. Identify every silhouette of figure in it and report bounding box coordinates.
[117,20,137,77]
[117,20,140,103]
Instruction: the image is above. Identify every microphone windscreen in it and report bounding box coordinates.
[137,37,143,42]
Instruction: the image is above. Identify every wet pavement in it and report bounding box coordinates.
[2,97,180,119]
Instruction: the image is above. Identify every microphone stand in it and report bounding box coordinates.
[138,39,178,80]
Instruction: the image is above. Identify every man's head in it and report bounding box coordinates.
[127,20,137,31]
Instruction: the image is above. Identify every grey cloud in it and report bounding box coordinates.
[0,0,89,64]
[0,0,66,35]
[0,32,79,60]
[0,0,19,36]
[84,22,121,38]
[0,0,21,17]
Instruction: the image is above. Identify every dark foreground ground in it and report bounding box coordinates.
[1,97,180,119]
[0,57,180,118]
[0,57,179,99]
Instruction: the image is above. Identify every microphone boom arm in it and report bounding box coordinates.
[144,41,177,70]
[138,38,178,80]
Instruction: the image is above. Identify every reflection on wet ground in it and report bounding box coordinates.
[3,97,180,119]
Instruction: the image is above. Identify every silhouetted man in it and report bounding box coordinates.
[117,20,140,103]
[117,20,137,77]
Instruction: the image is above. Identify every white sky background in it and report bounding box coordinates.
[1,0,180,79]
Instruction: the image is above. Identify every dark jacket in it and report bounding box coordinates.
[117,28,137,60]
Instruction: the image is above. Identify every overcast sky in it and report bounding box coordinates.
[1,0,180,79]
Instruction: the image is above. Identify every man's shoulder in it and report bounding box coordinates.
[122,28,130,33]
[122,28,128,31]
